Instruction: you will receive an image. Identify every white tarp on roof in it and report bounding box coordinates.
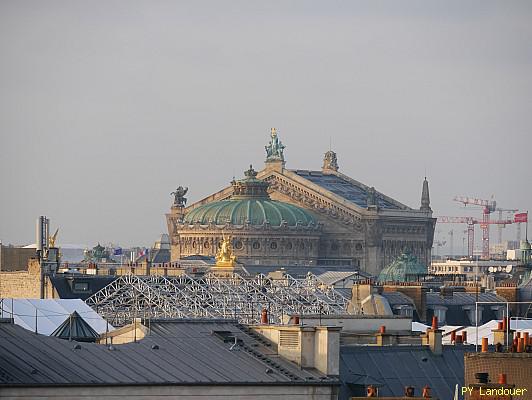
[412,320,532,345]
[0,298,113,335]
[442,319,532,345]
[411,321,430,332]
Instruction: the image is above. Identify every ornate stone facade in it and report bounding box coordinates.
[166,130,436,276]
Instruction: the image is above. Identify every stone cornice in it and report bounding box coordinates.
[175,221,322,234]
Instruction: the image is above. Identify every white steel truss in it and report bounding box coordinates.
[86,271,352,326]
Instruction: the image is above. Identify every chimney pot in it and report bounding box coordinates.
[379,325,386,334]
[481,337,489,353]
[450,331,456,343]
[498,374,507,384]
[404,386,415,397]
[517,337,525,353]
[293,315,300,325]
[456,334,463,344]
[366,385,377,397]
[432,316,438,330]
[422,385,431,398]
[516,331,521,338]
[462,331,467,343]
[497,321,503,330]
[260,308,268,324]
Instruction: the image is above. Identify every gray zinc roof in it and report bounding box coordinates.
[381,291,415,306]
[0,319,335,387]
[340,345,465,399]
[242,265,359,279]
[293,170,406,210]
[316,271,360,286]
[426,292,505,306]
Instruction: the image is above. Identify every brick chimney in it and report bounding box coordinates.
[424,316,443,355]
[492,318,514,348]
[375,325,398,346]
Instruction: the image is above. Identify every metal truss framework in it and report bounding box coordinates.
[86,272,352,326]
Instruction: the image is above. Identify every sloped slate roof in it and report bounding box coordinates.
[49,275,117,301]
[381,291,415,306]
[316,271,359,286]
[0,319,335,386]
[51,311,100,342]
[426,292,505,306]
[293,170,405,210]
[242,265,360,279]
[340,345,465,399]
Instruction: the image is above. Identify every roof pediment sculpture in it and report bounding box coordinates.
[366,186,378,209]
[171,186,188,207]
[322,150,339,172]
[265,128,285,162]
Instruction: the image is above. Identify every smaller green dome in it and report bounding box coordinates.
[378,251,427,282]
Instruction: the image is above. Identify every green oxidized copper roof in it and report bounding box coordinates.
[378,251,428,282]
[184,166,316,227]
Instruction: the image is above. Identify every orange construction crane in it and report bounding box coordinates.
[453,196,497,259]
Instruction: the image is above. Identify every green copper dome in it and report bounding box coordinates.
[184,166,316,227]
[378,251,427,282]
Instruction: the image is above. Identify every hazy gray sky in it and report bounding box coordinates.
[1,1,531,251]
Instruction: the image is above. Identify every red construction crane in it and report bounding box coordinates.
[453,196,497,259]
[436,216,512,258]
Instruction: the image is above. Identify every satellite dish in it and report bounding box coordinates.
[506,265,513,273]
[488,267,494,273]
[498,266,502,272]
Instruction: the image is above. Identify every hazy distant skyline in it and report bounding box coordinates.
[1,1,531,251]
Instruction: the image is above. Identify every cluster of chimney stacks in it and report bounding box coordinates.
[366,384,432,398]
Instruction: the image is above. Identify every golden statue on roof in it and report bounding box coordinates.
[215,235,236,268]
